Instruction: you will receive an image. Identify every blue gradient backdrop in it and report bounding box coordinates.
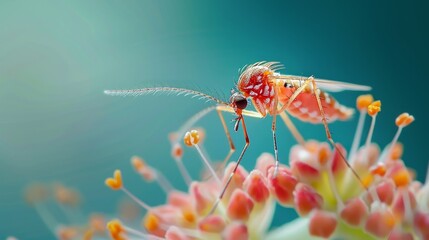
[0,1,428,239]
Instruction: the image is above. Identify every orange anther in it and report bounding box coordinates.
[367,100,381,116]
[182,209,196,223]
[370,163,386,177]
[105,170,123,190]
[357,94,374,111]
[131,156,145,171]
[107,219,125,240]
[144,213,160,232]
[392,169,411,187]
[395,113,414,127]
[318,148,330,165]
[184,130,200,146]
[362,174,374,188]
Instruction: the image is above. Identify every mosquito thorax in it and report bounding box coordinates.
[237,66,274,98]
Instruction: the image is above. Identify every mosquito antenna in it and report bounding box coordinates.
[104,87,228,105]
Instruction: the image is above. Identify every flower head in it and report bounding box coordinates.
[28,95,429,239]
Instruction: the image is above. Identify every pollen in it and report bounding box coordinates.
[144,213,160,232]
[395,113,415,127]
[318,147,330,165]
[367,100,381,116]
[184,130,200,146]
[182,209,196,223]
[107,219,125,240]
[356,94,374,111]
[370,163,386,177]
[392,169,411,187]
[362,174,374,189]
[105,170,123,190]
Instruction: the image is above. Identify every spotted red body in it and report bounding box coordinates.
[237,63,354,123]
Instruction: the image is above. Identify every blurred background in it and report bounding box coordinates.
[0,0,428,239]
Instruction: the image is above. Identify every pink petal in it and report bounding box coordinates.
[227,189,254,221]
[165,226,190,240]
[198,215,226,233]
[365,207,396,238]
[243,170,270,203]
[267,166,298,206]
[340,197,368,226]
[223,222,249,240]
[308,210,337,238]
[294,183,323,216]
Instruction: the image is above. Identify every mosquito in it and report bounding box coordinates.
[104,61,371,215]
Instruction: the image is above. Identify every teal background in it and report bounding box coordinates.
[0,0,428,239]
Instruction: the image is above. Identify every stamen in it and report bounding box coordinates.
[380,113,414,162]
[121,187,152,212]
[349,95,374,162]
[171,142,193,186]
[131,156,174,193]
[363,100,381,165]
[105,170,152,211]
[184,130,222,185]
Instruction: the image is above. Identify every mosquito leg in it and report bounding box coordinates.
[309,78,367,190]
[216,107,236,168]
[207,115,250,216]
[271,87,280,176]
[272,114,280,176]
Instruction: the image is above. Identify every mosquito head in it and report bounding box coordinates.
[229,91,248,111]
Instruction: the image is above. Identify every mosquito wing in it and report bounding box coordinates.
[279,75,372,92]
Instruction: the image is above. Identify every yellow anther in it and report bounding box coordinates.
[392,169,411,187]
[143,213,159,232]
[395,113,415,127]
[367,100,381,116]
[362,174,374,188]
[105,170,123,190]
[107,219,125,240]
[182,209,196,223]
[357,94,374,111]
[131,156,145,171]
[184,130,200,147]
[370,163,386,177]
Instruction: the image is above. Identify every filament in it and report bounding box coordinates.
[349,109,367,162]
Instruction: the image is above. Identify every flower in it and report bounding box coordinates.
[29,95,429,239]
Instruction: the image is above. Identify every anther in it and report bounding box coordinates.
[184,130,200,146]
[184,129,222,185]
[367,100,381,117]
[395,112,414,127]
[356,94,374,111]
